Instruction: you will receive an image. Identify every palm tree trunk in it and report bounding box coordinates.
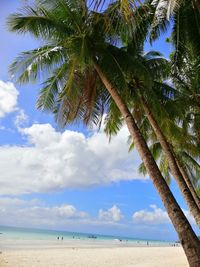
[94,61,200,267]
[176,158,200,209]
[140,96,200,227]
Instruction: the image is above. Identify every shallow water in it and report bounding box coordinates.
[0,225,174,250]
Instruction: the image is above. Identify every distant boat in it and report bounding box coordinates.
[87,235,97,239]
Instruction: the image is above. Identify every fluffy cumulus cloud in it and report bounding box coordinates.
[99,205,123,222]
[0,197,124,229]
[132,205,170,225]
[0,80,18,118]
[0,197,196,234]
[0,123,144,195]
[132,204,196,225]
[0,197,88,227]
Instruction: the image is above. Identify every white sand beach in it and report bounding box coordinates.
[0,246,188,267]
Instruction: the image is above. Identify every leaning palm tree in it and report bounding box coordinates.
[134,51,200,219]
[139,97,200,215]
[170,43,200,199]
[8,0,200,265]
[171,44,200,143]
[103,44,200,226]
[102,1,200,225]
[127,0,200,217]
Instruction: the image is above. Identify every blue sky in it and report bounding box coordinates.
[0,0,199,241]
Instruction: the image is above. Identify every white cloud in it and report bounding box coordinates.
[0,197,125,229]
[0,123,144,195]
[0,80,18,118]
[0,197,88,227]
[99,205,123,222]
[14,109,28,129]
[0,197,196,235]
[132,205,196,226]
[132,205,170,225]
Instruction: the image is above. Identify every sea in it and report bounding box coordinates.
[0,225,174,250]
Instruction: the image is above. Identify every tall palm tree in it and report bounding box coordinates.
[139,49,200,210]
[141,0,200,200]
[134,0,200,213]
[170,44,200,199]
[134,51,200,218]
[8,0,200,265]
[102,44,200,226]
[171,45,200,143]
[139,96,200,213]
[101,1,200,226]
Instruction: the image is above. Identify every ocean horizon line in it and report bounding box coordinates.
[0,224,174,243]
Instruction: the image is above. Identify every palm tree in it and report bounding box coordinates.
[102,44,200,226]
[135,61,200,224]
[8,0,200,265]
[170,44,200,199]
[101,0,200,225]
[171,45,200,143]
[141,0,200,208]
[137,50,200,213]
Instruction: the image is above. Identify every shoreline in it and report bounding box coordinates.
[0,238,180,251]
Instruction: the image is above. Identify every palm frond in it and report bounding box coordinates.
[8,5,68,40]
[104,100,123,138]
[37,63,68,110]
[10,45,65,83]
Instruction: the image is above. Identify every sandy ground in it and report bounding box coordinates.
[0,247,188,267]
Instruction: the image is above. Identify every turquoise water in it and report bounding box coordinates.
[0,225,145,242]
[0,225,173,249]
